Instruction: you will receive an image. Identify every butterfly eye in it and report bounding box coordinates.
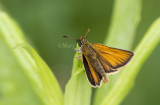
[78,41,82,47]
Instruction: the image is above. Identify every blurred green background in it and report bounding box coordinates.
[1,0,160,105]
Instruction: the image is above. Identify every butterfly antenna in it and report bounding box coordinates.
[63,36,77,40]
[84,27,91,37]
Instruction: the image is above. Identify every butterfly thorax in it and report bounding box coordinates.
[81,43,97,60]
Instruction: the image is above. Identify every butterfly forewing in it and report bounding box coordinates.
[82,54,103,87]
[82,54,96,86]
[90,43,134,74]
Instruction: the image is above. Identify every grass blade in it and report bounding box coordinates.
[64,45,92,105]
[93,0,141,105]
[0,11,63,105]
[104,0,141,49]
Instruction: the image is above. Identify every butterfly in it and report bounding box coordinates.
[63,28,134,87]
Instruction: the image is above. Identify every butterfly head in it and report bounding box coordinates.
[63,27,91,47]
[77,36,88,47]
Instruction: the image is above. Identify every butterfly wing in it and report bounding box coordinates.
[82,54,96,86]
[82,54,104,87]
[91,43,134,74]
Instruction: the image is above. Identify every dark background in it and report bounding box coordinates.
[1,0,160,105]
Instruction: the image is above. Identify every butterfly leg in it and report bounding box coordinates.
[76,55,81,59]
[74,47,81,53]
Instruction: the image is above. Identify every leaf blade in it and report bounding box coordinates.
[0,11,63,105]
[64,45,92,105]
[93,0,142,105]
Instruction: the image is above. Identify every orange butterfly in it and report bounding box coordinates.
[63,28,134,87]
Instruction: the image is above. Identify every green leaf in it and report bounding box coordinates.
[101,18,160,105]
[64,45,92,105]
[93,0,142,105]
[104,0,141,49]
[0,11,63,105]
